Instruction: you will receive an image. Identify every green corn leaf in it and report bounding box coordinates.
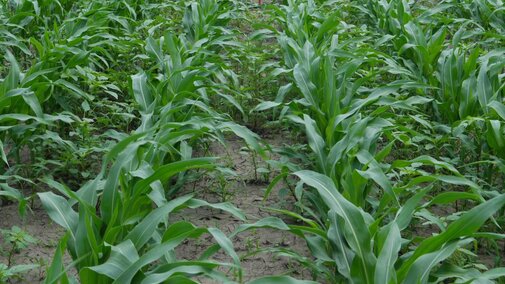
[44,234,70,284]
[487,120,505,153]
[400,175,482,194]
[103,131,147,167]
[38,192,78,243]
[251,101,282,113]
[88,240,140,280]
[140,263,221,284]
[132,158,216,194]
[404,239,473,284]
[65,50,90,70]
[477,66,492,113]
[428,192,481,205]
[328,211,353,279]
[356,162,397,204]
[146,37,164,67]
[489,101,505,121]
[0,139,8,166]
[113,235,194,283]
[303,114,327,174]
[374,222,401,284]
[187,199,246,221]
[131,72,153,113]
[125,195,193,249]
[162,221,206,242]
[221,122,265,158]
[215,91,244,115]
[293,64,318,108]
[3,50,21,92]
[267,208,320,229]
[0,183,24,209]
[54,79,92,101]
[294,170,376,284]
[395,188,430,230]
[102,140,146,223]
[275,83,293,103]
[21,67,58,85]
[208,228,241,271]
[5,88,43,117]
[148,275,198,284]
[481,267,505,280]
[233,217,291,237]
[392,155,460,175]
[263,172,287,202]
[398,194,505,280]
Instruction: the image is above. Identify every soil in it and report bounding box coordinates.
[0,133,316,283]
[173,135,314,283]
[0,202,73,283]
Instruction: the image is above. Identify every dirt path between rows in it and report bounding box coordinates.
[173,135,313,282]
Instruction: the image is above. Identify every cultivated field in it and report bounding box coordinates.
[1,0,505,283]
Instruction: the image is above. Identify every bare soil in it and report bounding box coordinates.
[0,202,72,283]
[173,135,314,282]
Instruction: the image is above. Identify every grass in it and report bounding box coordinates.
[1,0,505,283]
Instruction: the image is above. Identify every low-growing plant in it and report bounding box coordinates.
[0,226,38,283]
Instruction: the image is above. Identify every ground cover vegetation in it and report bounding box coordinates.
[0,0,504,283]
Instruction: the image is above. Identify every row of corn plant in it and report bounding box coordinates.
[36,0,240,281]
[356,0,505,195]
[33,0,315,283]
[247,0,505,283]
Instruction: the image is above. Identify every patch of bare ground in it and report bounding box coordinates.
[173,134,316,283]
[0,201,75,283]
